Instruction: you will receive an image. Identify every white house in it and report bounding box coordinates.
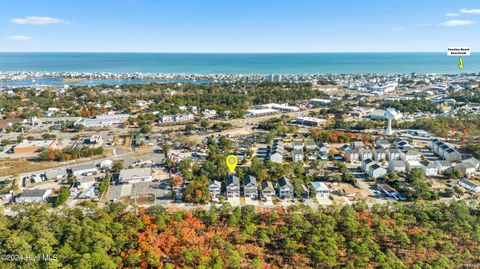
[261,181,275,199]
[311,181,330,197]
[226,175,240,198]
[345,149,359,163]
[278,177,294,199]
[434,160,452,174]
[376,183,400,199]
[292,149,304,163]
[243,175,258,199]
[455,162,477,178]
[358,149,373,161]
[368,164,387,179]
[386,148,401,161]
[406,160,422,173]
[420,161,438,177]
[388,160,407,173]
[208,180,222,198]
[373,149,387,161]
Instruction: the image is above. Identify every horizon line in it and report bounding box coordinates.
[0,51,448,54]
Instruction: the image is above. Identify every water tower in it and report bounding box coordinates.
[384,109,394,135]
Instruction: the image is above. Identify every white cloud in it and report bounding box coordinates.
[10,16,69,25]
[5,35,31,41]
[416,23,432,27]
[439,19,475,27]
[392,26,405,31]
[460,8,480,15]
[446,13,460,17]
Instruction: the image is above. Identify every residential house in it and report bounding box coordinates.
[311,181,330,197]
[292,141,304,151]
[420,160,438,177]
[388,160,407,173]
[318,143,329,160]
[463,158,479,171]
[434,160,452,174]
[345,149,359,163]
[431,138,462,162]
[243,175,258,199]
[304,140,318,152]
[269,140,284,163]
[376,183,400,199]
[226,175,240,198]
[456,162,477,178]
[406,160,422,172]
[261,181,275,199]
[386,148,401,161]
[368,164,387,179]
[292,149,304,163]
[351,141,365,149]
[278,177,294,199]
[0,117,26,132]
[301,184,310,199]
[358,149,373,161]
[444,148,462,162]
[373,149,387,161]
[208,180,222,198]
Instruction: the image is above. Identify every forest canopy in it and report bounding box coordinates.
[0,201,479,269]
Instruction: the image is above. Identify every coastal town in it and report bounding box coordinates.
[1,73,479,212]
[3,0,480,267]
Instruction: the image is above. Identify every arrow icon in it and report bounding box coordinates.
[458,57,464,70]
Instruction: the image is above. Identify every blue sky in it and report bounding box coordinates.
[1,0,479,52]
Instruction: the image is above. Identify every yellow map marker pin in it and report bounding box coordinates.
[226,155,238,173]
[458,57,464,70]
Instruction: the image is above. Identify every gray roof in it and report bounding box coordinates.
[278,177,293,188]
[243,175,257,186]
[261,181,274,191]
[20,189,50,198]
[227,175,240,186]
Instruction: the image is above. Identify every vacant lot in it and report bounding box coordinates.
[0,150,113,177]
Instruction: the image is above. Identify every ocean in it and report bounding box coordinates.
[1,52,478,74]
